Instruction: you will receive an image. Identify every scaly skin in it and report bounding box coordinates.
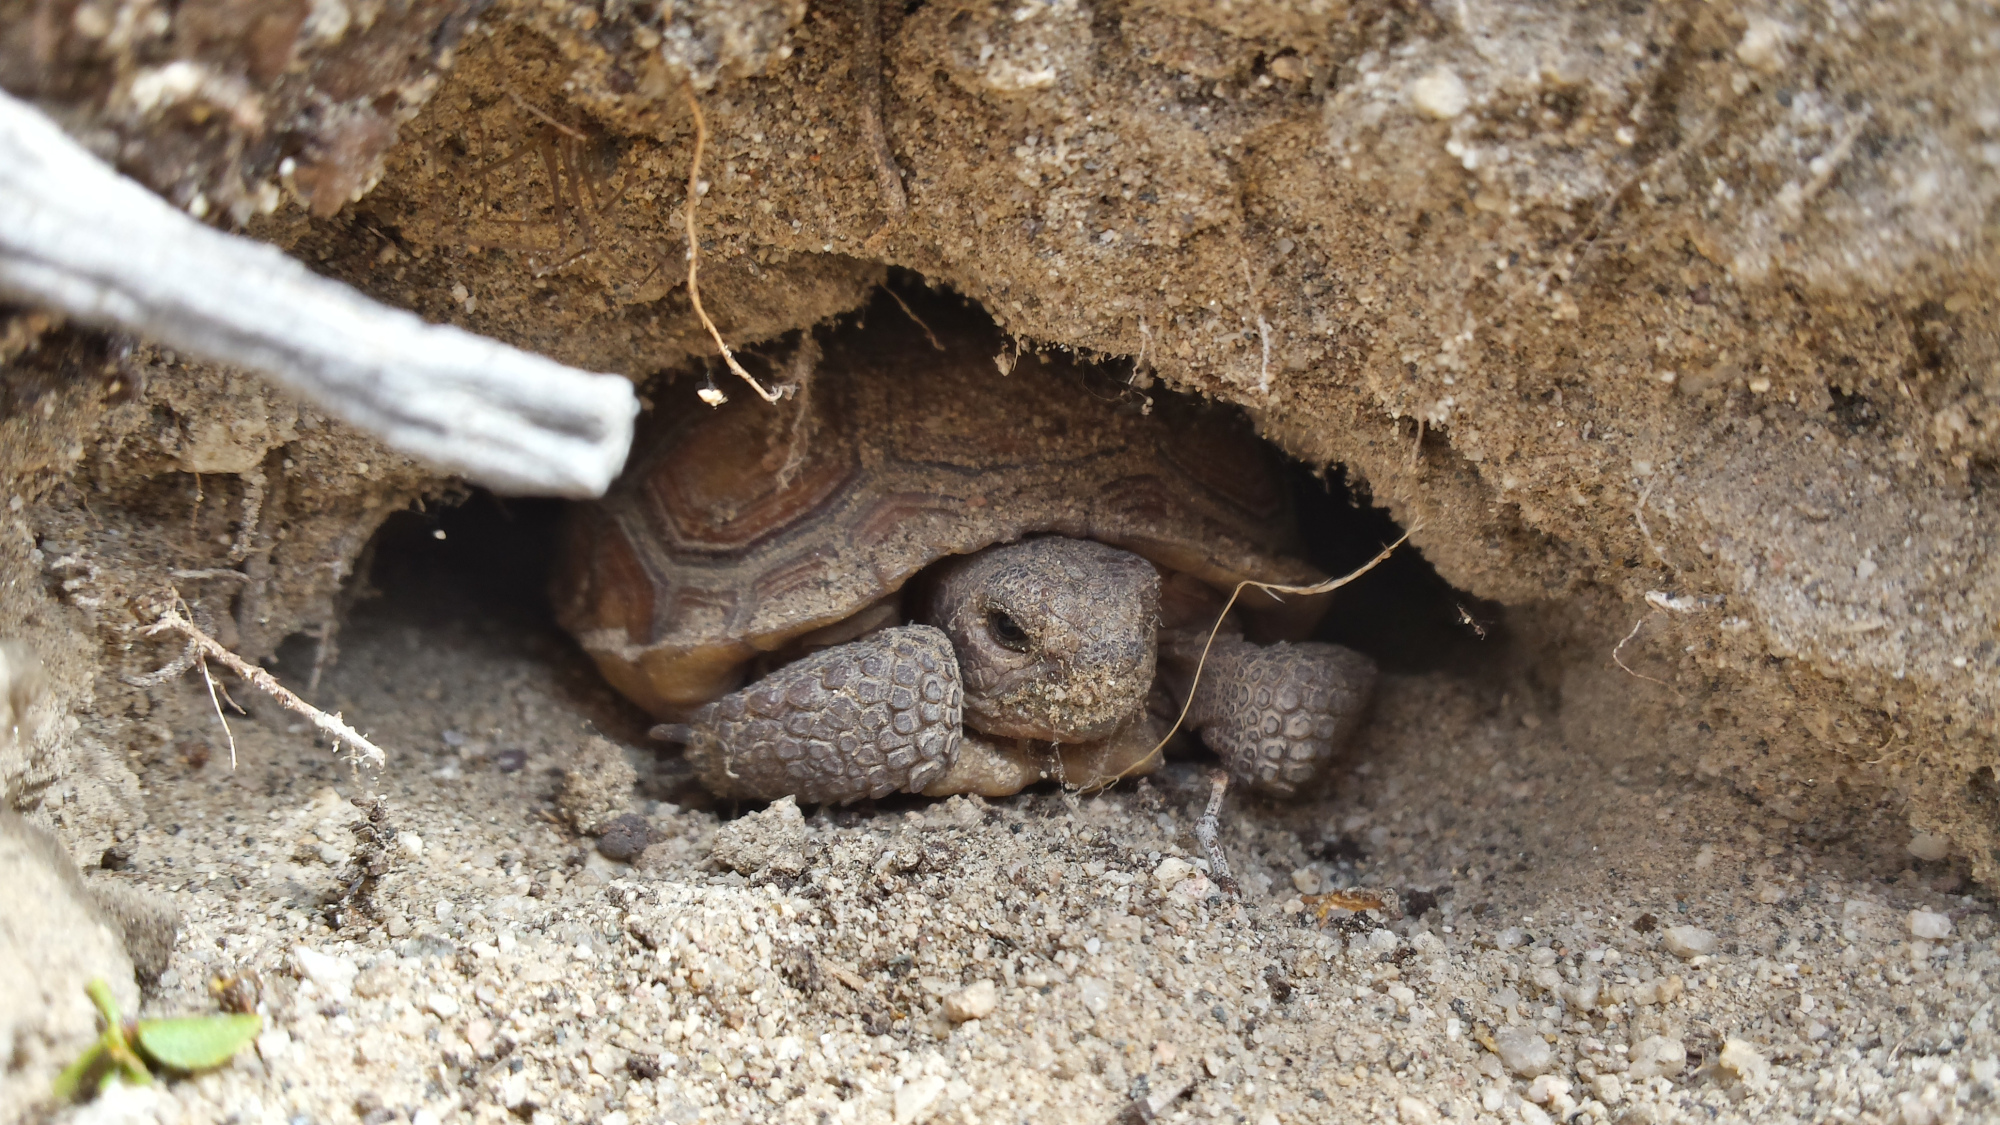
[1163,631,1378,797]
[676,626,961,804]
[920,538,1159,743]
[671,537,1375,803]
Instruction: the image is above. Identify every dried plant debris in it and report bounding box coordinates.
[322,797,400,931]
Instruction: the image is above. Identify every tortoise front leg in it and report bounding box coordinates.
[660,626,963,804]
[1163,632,1377,797]
[917,712,1165,798]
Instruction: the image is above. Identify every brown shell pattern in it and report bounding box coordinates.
[552,325,1326,719]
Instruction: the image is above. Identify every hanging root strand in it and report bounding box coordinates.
[680,81,780,405]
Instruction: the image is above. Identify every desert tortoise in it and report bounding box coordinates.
[553,322,1376,804]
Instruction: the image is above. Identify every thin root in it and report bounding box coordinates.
[681,81,781,404]
[1137,526,1418,771]
[1611,611,1680,696]
[884,287,944,351]
[773,336,822,490]
[498,80,587,141]
[148,597,387,769]
[195,652,238,769]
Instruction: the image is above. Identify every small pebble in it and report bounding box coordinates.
[943,979,998,1023]
[1661,925,1717,960]
[1628,1035,1687,1080]
[1719,1038,1769,1085]
[1908,833,1951,862]
[495,748,528,773]
[290,945,357,1000]
[1493,1027,1553,1077]
[1289,867,1321,894]
[1410,67,1468,120]
[1526,1074,1571,1104]
[894,1074,945,1124]
[597,813,656,861]
[1909,910,1953,940]
[353,965,397,999]
[1153,857,1194,886]
[1396,1096,1438,1125]
[1592,1073,1624,1105]
[424,992,461,1019]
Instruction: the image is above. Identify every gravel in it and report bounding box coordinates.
[1661,925,1719,960]
[48,598,1997,1125]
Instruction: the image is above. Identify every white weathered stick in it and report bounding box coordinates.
[147,606,387,769]
[0,89,638,498]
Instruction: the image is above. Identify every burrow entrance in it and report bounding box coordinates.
[342,283,1504,803]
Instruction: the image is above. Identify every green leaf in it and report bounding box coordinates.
[132,1014,263,1072]
[84,978,123,1027]
[51,1041,109,1102]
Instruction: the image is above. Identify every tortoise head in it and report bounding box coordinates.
[921,537,1160,743]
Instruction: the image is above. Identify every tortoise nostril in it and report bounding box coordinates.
[986,609,1031,652]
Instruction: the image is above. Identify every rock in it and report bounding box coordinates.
[595,812,656,862]
[894,1073,946,1124]
[0,810,138,1122]
[710,795,807,875]
[1526,1075,1571,1104]
[942,979,997,1023]
[1718,1038,1770,1085]
[291,944,358,1000]
[1396,1095,1439,1124]
[1627,1035,1687,1080]
[1077,976,1110,1015]
[353,965,398,998]
[1592,1074,1624,1105]
[1493,1027,1554,1077]
[1661,925,1718,960]
[84,880,180,988]
[1152,856,1195,886]
[1290,867,1321,894]
[556,735,638,835]
[1735,16,1790,74]
[0,639,48,746]
[1908,910,1953,940]
[1908,833,1952,862]
[1410,67,1468,120]
[425,991,462,1018]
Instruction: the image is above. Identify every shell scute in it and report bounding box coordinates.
[555,322,1326,720]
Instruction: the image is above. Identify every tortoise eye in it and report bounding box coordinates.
[985,610,1031,652]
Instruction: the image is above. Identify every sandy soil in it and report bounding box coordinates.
[37,548,1998,1125]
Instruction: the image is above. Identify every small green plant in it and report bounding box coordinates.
[52,979,262,1102]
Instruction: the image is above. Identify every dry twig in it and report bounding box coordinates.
[680,81,781,405]
[0,90,636,497]
[147,600,387,768]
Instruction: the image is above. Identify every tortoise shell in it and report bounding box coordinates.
[553,322,1330,720]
